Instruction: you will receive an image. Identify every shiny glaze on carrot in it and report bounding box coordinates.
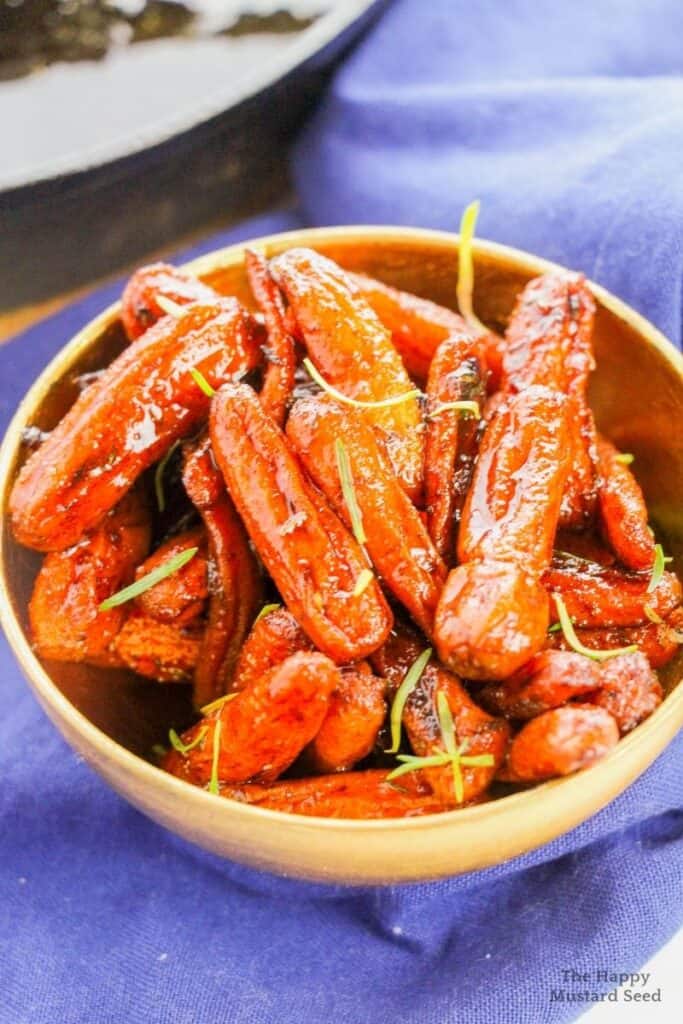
[29,490,150,665]
[548,607,683,669]
[232,607,313,692]
[435,386,570,679]
[163,651,338,786]
[286,394,445,636]
[114,611,203,683]
[224,769,446,818]
[269,248,424,501]
[424,332,485,560]
[245,248,296,426]
[121,262,217,340]
[500,705,619,782]
[135,526,209,625]
[182,435,262,707]
[209,382,393,663]
[350,271,504,389]
[10,299,263,552]
[543,552,681,627]
[596,437,655,570]
[502,271,597,528]
[478,650,601,720]
[590,651,663,734]
[307,669,387,774]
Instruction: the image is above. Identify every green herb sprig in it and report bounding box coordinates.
[553,593,637,662]
[154,440,180,512]
[385,648,432,754]
[457,200,487,335]
[387,691,494,803]
[190,367,216,398]
[208,721,222,795]
[647,543,673,595]
[303,358,421,410]
[169,726,207,756]
[99,547,199,610]
[335,438,367,546]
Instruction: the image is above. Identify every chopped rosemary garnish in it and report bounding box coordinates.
[169,726,207,756]
[457,199,487,335]
[99,547,199,610]
[200,693,238,716]
[255,602,281,623]
[154,439,180,513]
[151,743,168,759]
[352,568,374,597]
[548,621,563,633]
[385,648,432,754]
[335,438,367,546]
[387,691,494,803]
[614,452,635,465]
[190,367,216,398]
[208,720,222,795]
[553,593,637,662]
[303,358,422,409]
[647,543,672,594]
[429,400,481,419]
[156,294,186,318]
[643,604,664,625]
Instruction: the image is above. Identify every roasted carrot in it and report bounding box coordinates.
[270,248,424,501]
[121,262,217,340]
[182,435,262,707]
[29,490,150,665]
[210,383,393,663]
[10,299,263,551]
[286,394,445,636]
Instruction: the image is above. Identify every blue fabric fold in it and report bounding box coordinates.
[2,3,683,1021]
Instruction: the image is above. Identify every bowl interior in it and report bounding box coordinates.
[2,226,683,883]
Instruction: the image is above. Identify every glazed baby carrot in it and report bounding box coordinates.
[286,394,446,636]
[134,526,209,625]
[478,650,601,720]
[114,611,203,683]
[209,382,393,662]
[596,437,656,570]
[163,651,338,787]
[435,386,570,679]
[10,299,263,552]
[29,490,150,665]
[182,435,262,707]
[500,705,619,782]
[121,262,217,339]
[423,332,485,559]
[245,248,297,426]
[270,247,425,501]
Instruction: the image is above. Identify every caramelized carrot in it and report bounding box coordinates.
[270,248,424,501]
[372,629,508,805]
[10,300,263,552]
[590,651,663,734]
[502,271,597,528]
[307,669,386,774]
[500,705,619,782]
[182,435,262,708]
[424,332,485,560]
[135,526,209,625]
[478,650,601,719]
[210,383,393,663]
[596,438,656,570]
[121,262,216,340]
[29,490,150,665]
[114,611,203,683]
[286,394,445,636]
[435,386,570,679]
[549,608,683,669]
[224,769,446,818]
[232,607,313,692]
[163,651,338,786]
[245,249,296,426]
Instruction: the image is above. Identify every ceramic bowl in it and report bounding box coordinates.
[2,226,682,884]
